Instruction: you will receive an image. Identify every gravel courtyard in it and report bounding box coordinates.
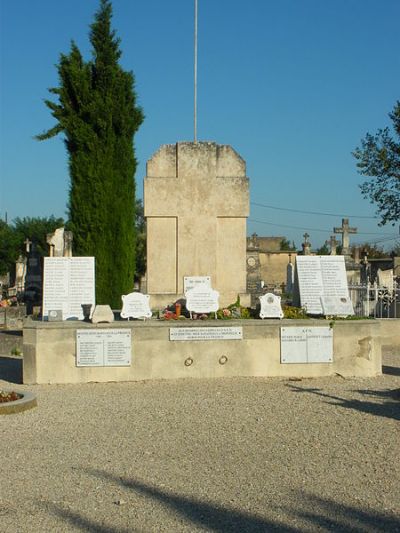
[0,348,399,532]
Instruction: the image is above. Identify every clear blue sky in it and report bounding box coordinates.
[1,0,399,250]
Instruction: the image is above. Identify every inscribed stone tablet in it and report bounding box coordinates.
[170,327,242,341]
[321,296,354,316]
[43,257,95,320]
[184,276,211,293]
[281,327,333,363]
[185,285,219,314]
[259,293,284,319]
[295,256,350,315]
[121,292,152,320]
[76,329,131,366]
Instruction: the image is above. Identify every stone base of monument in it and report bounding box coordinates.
[20,317,395,385]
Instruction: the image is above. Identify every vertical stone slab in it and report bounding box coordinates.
[144,142,249,307]
[147,217,177,294]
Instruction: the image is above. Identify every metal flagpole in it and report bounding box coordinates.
[194,0,198,142]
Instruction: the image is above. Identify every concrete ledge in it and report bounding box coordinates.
[22,318,389,384]
[0,390,37,415]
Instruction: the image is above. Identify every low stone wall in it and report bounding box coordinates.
[22,318,386,384]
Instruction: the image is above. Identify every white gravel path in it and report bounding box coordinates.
[0,348,399,532]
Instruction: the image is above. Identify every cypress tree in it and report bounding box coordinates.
[36,0,144,308]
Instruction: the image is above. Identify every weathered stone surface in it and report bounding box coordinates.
[91,305,114,324]
[144,142,249,307]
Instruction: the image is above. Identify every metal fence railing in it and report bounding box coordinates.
[348,280,399,318]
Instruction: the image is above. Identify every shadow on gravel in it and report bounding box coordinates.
[287,384,400,421]
[288,491,400,532]
[46,502,130,533]
[82,469,296,532]
[46,471,400,532]
[0,356,23,384]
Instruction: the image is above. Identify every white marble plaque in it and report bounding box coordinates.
[321,296,354,316]
[43,257,95,320]
[76,329,131,366]
[121,292,152,320]
[185,285,219,314]
[295,256,350,315]
[281,327,333,363]
[184,276,211,293]
[170,326,243,341]
[259,293,284,319]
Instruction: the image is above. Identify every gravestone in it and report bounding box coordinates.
[259,293,284,319]
[294,255,353,315]
[301,233,312,255]
[47,227,73,257]
[326,235,338,256]
[144,142,250,308]
[24,244,43,314]
[42,257,95,320]
[334,218,357,256]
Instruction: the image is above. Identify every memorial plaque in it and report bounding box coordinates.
[321,296,354,316]
[185,285,219,315]
[281,327,333,363]
[259,293,284,319]
[295,256,350,315]
[43,257,95,320]
[170,326,243,341]
[184,276,211,293]
[121,292,152,320]
[76,329,131,367]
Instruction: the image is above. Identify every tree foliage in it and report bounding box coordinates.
[0,216,64,276]
[353,101,400,226]
[279,238,296,251]
[36,0,144,307]
[135,198,146,280]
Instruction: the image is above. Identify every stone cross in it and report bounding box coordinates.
[144,142,249,305]
[24,238,32,253]
[334,218,357,255]
[302,233,311,255]
[326,235,338,255]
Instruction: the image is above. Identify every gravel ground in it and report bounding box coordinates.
[0,348,399,532]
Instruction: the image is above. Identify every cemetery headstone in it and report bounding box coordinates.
[334,218,357,256]
[24,244,43,314]
[42,257,95,320]
[259,292,284,319]
[121,292,152,320]
[294,255,352,315]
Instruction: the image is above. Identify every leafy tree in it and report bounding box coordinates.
[36,0,144,307]
[13,216,65,257]
[0,217,64,276]
[316,243,329,255]
[0,221,19,276]
[279,238,296,251]
[353,101,400,226]
[353,242,387,259]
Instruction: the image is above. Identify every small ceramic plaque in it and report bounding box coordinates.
[121,292,152,320]
[185,285,219,315]
[259,293,284,319]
